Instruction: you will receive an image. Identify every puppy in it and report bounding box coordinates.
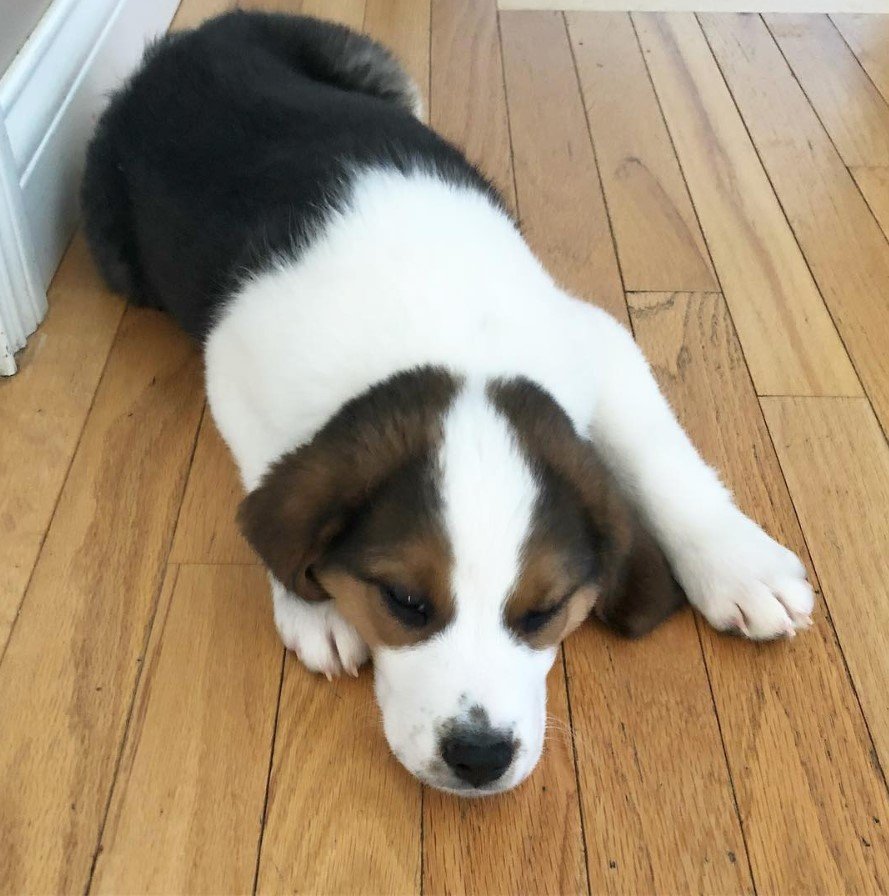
[81,11,814,795]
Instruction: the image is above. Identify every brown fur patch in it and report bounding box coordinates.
[317,457,456,646]
[316,567,454,648]
[503,464,602,648]
[490,378,685,643]
[237,367,459,606]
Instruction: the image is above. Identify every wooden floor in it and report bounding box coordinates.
[2,2,889,893]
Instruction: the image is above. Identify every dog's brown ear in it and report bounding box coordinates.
[593,516,686,638]
[237,368,458,600]
[489,376,685,639]
[238,457,353,601]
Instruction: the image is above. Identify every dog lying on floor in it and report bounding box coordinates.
[81,11,813,795]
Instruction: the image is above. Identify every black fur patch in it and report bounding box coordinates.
[81,11,503,340]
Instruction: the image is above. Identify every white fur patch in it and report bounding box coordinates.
[204,168,597,491]
[439,384,537,625]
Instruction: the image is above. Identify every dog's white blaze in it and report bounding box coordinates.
[439,384,536,626]
[373,385,557,792]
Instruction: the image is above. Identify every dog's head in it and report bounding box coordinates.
[239,367,682,794]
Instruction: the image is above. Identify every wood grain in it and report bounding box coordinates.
[567,12,716,292]
[0,236,123,654]
[170,0,235,30]
[762,396,889,777]
[628,290,889,894]
[701,13,889,439]
[238,0,305,10]
[765,14,889,167]
[500,10,628,326]
[852,165,889,241]
[255,660,422,895]
[831,14,889,105]
[423,655,586,896]
[302,0,364,29]
[430,0,515,210]
[633,13,858,397]
[0,309,204,895]
[566,610,751,895]
[364,0,431,115]
[171,0,304,30]
[91,564,281,894]
[169,410,255,565]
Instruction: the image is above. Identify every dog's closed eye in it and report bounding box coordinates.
[377,582,432,628]
[515,596,568,635]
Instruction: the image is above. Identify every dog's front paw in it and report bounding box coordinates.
[272,586,370,678]
[676,510,814,640]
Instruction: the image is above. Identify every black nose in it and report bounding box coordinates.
[441,729,515,787]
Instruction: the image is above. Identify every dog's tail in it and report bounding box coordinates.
[250,12,424,119]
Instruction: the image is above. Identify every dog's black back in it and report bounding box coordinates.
[81,12,499,340]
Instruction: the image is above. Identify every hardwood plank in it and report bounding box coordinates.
[256,660,421,894]
[566,611,751,895]
[169,410,255,565]
[0,236,123,654]
[851,165,889,241]
[627,290,889,894]
[238,0,304,10]
[633,13,858,397]
[701,13,889,440]
[500,10,627,326]
[92,564,281,894]
[765,14,889,167]
[171,0,305,31]
[762,396,889,777]
[567,12,716,292]
[423,656,586,896]
[170,0,234,30]
[364,0,431,115]
[430,0,515,209]
[0,308,204,894]
[831,14,889,105]
[302,0,364,30]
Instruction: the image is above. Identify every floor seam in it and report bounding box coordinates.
[252,647,288,895]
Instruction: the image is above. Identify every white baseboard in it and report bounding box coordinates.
[0,0,179,374]
[0,123,44,375]
[499,1,887,10]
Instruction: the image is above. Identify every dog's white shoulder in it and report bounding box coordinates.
[205,168,599,487]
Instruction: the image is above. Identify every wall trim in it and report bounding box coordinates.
[0,0,179,374]
[0,122,44,375]
[2,0,117,175]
